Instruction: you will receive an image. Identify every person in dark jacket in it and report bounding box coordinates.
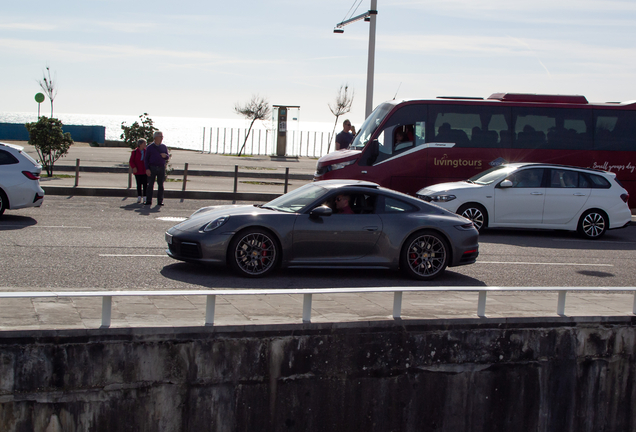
[129,139,147,203]
[144,131,171,206]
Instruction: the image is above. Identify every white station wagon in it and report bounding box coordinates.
[0,142,45,216]
[417,163,631,239]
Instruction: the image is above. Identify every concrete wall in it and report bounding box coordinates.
[0,123,105,144]
[0,317,634,432]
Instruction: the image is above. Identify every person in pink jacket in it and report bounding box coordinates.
[129,139,148,203]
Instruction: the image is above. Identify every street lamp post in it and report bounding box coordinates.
[334,0,378,119]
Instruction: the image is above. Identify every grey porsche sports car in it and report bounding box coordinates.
[165,180,479,280]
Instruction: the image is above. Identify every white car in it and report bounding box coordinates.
[417,163,631,239]
[0,142,45,216]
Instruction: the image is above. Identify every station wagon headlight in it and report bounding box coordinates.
[429,194,456,203]
[329,159,356,171]
[202,216,229,232]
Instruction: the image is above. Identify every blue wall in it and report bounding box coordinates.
[0,122,105,144]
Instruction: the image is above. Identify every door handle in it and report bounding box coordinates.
[573,193,586,196]
[361,171,368,174]
[364,226,378,231]
[530,192,544,195]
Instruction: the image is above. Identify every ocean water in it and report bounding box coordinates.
[0,112,339,157]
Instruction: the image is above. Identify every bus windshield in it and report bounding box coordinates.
[350,103,394,150]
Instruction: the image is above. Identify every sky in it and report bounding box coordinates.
[2,0,636,127]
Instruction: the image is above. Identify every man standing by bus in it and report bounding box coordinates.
[335,119,354,150]
[144,131,171,206]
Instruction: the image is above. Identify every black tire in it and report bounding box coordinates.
[457,203,488,231]
[228,228,279,277]
[577,210,608,239]
[401,230,449,281]
[0,190,7,216]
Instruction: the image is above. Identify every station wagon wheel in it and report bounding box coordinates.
[457,203,487,231]
[229,228,279,277]
[577,210,608,240]
[401,231,449,281]
[0,190,7,216]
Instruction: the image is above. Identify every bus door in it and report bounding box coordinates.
[358,104,428,194]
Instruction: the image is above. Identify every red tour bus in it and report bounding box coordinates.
[314,93,636,207]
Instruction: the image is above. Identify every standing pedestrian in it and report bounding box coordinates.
[144,131,171,206]
[129,138,147,204]
[335,119,354,150]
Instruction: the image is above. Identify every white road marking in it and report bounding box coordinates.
[157,217,187,222]
[478,261,613,267]
[99,254,168,257]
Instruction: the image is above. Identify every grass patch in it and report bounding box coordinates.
[221,154,254,158]
[240,166,277,171]
[43,174,75,179]
[240,181,283,186]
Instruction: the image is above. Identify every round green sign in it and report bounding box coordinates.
[35,93,45,103]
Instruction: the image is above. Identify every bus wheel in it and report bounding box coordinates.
[577,210,607,239]
[457,204,487,231]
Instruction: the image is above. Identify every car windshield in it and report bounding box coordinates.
[350,103,394,150]
[468,165,518,185]
[262,183,329,213]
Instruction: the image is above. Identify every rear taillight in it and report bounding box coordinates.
[22,171,40,180]
[620,193,629,204]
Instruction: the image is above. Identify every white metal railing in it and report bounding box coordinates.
[1,287,635,328]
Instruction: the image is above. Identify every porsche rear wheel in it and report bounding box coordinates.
[401,231,449,281]
[229,229,279,277]
[0,190,7,216]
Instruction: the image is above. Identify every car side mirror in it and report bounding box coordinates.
[499,179,513,188]
[309,205,332,218]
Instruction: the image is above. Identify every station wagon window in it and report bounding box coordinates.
[594,110,636,151]
[587,173,611,189]
[513,107,593,150]
[0,150,19,165]
[507,168,545,188]
[549,169,586,188]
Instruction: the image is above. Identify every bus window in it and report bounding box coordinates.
[513,107,592,150]
[594,110,636,151]
[428,105,510,148]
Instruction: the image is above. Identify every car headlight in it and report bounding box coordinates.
[329,159,356,171]
[202,216,229,232]
[429,194,456,203]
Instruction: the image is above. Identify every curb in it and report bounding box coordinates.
[42,186,280,202]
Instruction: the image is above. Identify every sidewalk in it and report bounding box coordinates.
[10,141,317,200]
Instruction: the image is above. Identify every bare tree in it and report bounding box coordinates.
[328,84,354,152]
[234,95,271,157]
[39,66,57,117]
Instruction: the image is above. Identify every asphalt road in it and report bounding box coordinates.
[2,195,636,291]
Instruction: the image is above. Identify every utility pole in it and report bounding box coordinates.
[334,0,378,119]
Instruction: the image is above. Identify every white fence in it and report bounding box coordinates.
[2,286,635,328]
[201,127,335,158]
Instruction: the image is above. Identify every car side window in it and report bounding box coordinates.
[587,173,611,189]
[0,150,19,165]
[508,168,544,188]
[550,169,580,188]
[322,193,377,214]
[381,196,418,213]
